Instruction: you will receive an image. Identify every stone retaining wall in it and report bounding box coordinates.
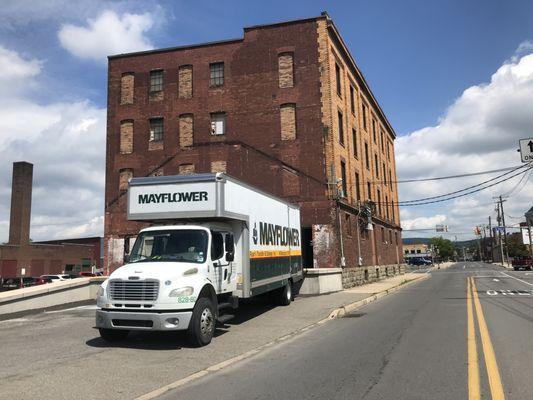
[342,264,406,288]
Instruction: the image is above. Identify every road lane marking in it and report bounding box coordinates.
[499,271,533,287]
[467,277,480,400]
[471,277,506,400]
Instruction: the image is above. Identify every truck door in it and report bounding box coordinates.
[211,231,235,293]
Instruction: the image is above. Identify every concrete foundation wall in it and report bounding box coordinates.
[342,264,406,289]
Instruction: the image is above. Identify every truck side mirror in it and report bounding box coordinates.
[226,252,234,262]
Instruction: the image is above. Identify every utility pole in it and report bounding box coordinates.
[488,216,493,262]
[499,196,510,268]
[495,202,505,265]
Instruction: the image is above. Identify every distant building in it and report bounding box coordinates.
[104,13,402,285]
[403,243,431,260]
[0,162,101,278]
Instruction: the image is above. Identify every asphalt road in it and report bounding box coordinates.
[159,262,533,400]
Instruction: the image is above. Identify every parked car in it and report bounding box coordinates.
[40,274,67,282]
[409,257,433,266]
[512,256,533,271]
[34,277,53,285]
[79,272,103,277]
[0,277,39,290]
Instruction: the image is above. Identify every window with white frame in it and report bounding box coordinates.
[210,112,226,135]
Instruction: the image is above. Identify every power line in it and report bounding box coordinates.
[397,164,528,205]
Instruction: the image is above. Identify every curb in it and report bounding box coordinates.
[134,272,430,400]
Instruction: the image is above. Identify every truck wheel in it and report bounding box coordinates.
[276,281,293,306]
[187,297,215,347]
[99,328,129,342]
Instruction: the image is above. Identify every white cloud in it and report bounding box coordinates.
[401,215,446,231]
[0,45,42,95]
[58,10,154,62]
[0,45,105,242]
[397,51,533,240]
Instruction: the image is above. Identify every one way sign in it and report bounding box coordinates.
[519,138,533,162]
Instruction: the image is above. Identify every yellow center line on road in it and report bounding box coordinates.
[467,277,480,400]
[470,276,506,400]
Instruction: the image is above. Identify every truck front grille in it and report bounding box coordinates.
[108,279,159,302]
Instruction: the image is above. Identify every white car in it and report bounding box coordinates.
[40,274,69,282]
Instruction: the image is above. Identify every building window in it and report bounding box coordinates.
[374,154,379,178]
[119,168,133,191]
[352,128,358,158]
[389,170,393,190]
[149,168,163,177]
[338,111,344,146]
[355,172,361,201]
[335,63,342,96]
[381,227,385,244]
[385,195,390,219]
[367,181,372,200]
[383,163,387,185]
[209,62,224,87]
[210,112,226,135]
[362,103,367,130]
[278,53,294,88]
[404,250,409,255]
[211,161,227,173]
[387,142,391,160]
[120,73,134,105]
[411,250,415,254]
[178,163,195,175]
[178,65,193,99]
[149,118,163,142]
[340,160,347,198]
[380,130,384,151]
[416,249,421,254]
[350,85,355,114]
[179,114,194,148]
[280,104,296,140]
[372,119,377,143]
[120,120,134,154]
[392,200,395,221]
[365,142,370,170]
[149,70,163,92]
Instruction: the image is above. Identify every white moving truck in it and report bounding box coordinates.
[96,173,302,346]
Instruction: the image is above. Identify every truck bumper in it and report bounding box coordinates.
[96,309,193,331]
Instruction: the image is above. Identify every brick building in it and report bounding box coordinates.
[105,12,402,286]
[0,162,100,278]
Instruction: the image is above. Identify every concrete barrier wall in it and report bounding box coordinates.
[0,277,105,318]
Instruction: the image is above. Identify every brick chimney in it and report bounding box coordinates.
[8,161,33,245]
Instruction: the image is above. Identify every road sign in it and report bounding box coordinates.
[436,224,448,232]
[519,138,533,162]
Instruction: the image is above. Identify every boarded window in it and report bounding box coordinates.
[352,128,358,158]
[340,160,347,198]
[364,142,370,169]
[335,63,342,96]
[355,172,361,201]
[211,161,227,173]
[278,53,294,88]
[119,120,133,154]
[210,112,226,135]
[179,114,194,148]
[349,85,355,114]
[119,168,133,191]
[178,164,195,175]
[280,103,296,140]
[178,65,192,99]
[362,103,368,130]
[120,73,134,104]
[282,168,299,196]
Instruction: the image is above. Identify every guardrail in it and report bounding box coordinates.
[0,277,106,320]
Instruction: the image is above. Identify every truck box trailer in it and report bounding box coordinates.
[96,173,302,346]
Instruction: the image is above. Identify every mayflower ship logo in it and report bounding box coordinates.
[252,223,258,245]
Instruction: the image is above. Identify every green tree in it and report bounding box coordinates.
[429,236,455,260]
[506,233,528,257]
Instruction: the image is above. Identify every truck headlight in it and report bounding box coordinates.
[169,286,194,297]
[97,286,105,297]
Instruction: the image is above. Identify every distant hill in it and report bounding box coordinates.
[402,237,478,247]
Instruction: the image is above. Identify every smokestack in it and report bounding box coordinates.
[8,162,33,245]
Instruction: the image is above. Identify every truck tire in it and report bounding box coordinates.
[276,281,293,306]
[187,297,215,347]
[99,328,129,342]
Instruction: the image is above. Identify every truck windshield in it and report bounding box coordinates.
[129,230,208,264]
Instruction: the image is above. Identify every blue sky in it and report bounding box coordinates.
[0,0,532,241]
